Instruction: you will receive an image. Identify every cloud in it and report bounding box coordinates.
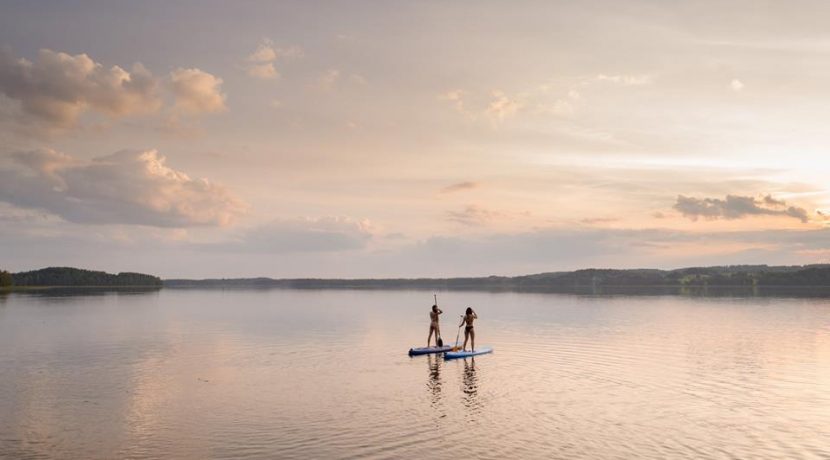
[393,226,830,276]
[673,194,809,223]
[580,217,619,225]
[244,39,302,80]
[441,181,479,193]
[0,47,229,134]
[169,68,227,114]
[247,62,278,79]
[0,148,246,227]
[442,89,466,111]
[731,78,744,91]
[248,41,278,63]
[595,74,653,86]
[0,46,162,129]
[446,204,503,226]
[219,217,373,253]
[485,90,522,122]
[443,73,653,125]
[316,69,340,91]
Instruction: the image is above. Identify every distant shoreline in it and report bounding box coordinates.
[4,265,830,294]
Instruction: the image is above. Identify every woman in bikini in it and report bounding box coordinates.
[427,304,443,347]
[459,307,478,352]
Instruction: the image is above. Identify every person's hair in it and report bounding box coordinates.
[466,307,473,315]
[432,304,438,311]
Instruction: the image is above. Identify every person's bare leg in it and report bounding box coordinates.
[471,329,475,352]
[428,327,434,347]
[462,329,469,351]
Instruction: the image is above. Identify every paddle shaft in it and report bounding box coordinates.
[434,294,443,346]
[453,316,463,351]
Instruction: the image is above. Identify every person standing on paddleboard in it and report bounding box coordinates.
[459,307,478,352]
[428,304,443,347]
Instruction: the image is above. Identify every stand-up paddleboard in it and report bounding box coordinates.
[444,346,493,360]
[408,342,461,356]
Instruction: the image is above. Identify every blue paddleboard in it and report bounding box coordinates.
[444,346,493,359]
[408,341,461,356]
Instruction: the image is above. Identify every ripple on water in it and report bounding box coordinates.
[1,290,828,459]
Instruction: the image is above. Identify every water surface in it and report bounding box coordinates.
[1,289,828,459]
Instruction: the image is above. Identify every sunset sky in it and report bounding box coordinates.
[1,1,829,278]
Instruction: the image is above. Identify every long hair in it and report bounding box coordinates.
[465,307,473,315]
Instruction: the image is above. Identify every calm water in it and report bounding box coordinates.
[0,289,828,459]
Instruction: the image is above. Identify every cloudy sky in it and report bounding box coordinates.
[1,0,829,278]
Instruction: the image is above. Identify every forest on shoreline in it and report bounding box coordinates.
[4,265,830,292]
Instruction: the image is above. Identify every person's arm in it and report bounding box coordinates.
[458,316,465,327]
[438,308,443,315]
[472,311,478,319]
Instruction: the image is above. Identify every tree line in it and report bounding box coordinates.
[3,267,162,287]
[165,264,830,290]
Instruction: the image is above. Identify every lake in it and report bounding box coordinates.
[1,288,828,459]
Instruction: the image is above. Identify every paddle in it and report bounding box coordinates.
[451,315,464,351]
[434,294,444,347]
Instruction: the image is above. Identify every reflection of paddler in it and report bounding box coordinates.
[427,354,443,409]
[463,357,478,399]
[427,304,443,347]
[458,307,478,352]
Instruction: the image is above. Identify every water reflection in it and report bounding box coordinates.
[1,288,828,459]
[462,358,482,415]
[426,354,442,408]
[7,287,162,298]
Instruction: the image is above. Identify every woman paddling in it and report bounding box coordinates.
[459,307,478,352]
[427,304,443,347]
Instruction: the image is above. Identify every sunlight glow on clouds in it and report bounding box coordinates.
[169,68,227,114]
[0,149,246,227]
[0,47,228,134]
[0,47,161,128]
[2,2,830,276]
[244,39,302,80]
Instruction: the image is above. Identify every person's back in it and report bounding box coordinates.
[427,305,442,347]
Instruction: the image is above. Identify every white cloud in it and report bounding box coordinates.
[244,39,302,80]
[169,68,227,114]
[0,47,162,129]
[0,148,246,227]
[731,78,745,91]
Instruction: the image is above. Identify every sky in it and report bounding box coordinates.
[1,0,829,278]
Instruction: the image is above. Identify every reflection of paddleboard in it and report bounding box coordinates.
[408,342,461,356]
[444,347,493,360]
